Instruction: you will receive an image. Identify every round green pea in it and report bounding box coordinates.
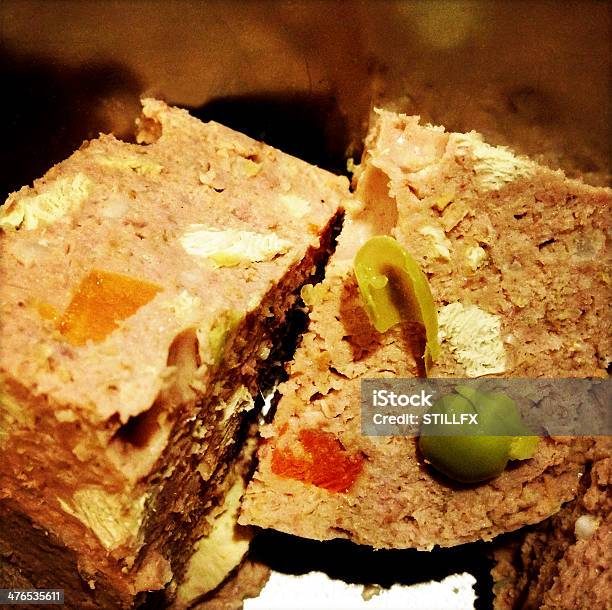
[419,433,513,483]
[419,387,539,484]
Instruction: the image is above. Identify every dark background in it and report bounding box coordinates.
[1,0,610,200]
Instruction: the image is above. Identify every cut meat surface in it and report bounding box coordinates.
[240,109,611,550]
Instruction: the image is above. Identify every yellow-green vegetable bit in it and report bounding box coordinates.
[354,236,440,371]
[419,386,540,483]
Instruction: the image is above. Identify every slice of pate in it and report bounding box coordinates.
[239,109,611,549]
[0,99,348,608]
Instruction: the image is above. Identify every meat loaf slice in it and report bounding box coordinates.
[491,439,611,609]
[0,99,347,608]
[240,109,611,549]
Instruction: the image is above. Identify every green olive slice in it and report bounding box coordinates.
[354,236,440,371]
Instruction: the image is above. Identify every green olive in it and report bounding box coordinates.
[419,387,539,483]
[354,236,440,372]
